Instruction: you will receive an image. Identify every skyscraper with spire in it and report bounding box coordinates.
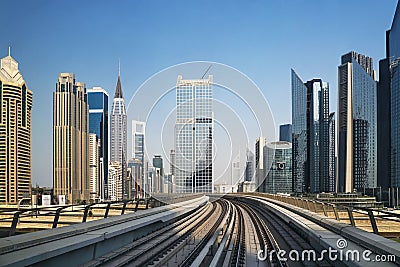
[0,48,33,204]
[110,64,127,199]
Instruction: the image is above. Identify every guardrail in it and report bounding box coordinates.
[241,193,400,238]
[0,194,205,237]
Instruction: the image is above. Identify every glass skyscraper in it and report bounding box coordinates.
[291,70,330,194]
[279,124,292,143]
[174,75,213,193]
[265,142,292,194]
[87,87,108,200]
[338,52,377,193]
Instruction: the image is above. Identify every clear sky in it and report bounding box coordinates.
[1,0,396,186]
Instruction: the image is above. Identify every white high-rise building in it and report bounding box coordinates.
[110,68,127,199]
[88,133,100,201]
[174,75,213,193]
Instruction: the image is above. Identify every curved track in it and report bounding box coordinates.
[86,197,331,267]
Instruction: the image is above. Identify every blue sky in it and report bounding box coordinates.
[1,0,396,186]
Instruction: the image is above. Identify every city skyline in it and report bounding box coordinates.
[1,1,396,186]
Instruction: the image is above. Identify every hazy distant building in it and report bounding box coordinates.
[338,52,377,193]
[53,73,89,203]
[291,70,330,193]
[127,158,142,199]
[174,75,213,193]
[264,142,292,194]
[231,155,241,192]
[255,137,266,191]
[279,124,292,143]
[170,149,176,176]
[111,69,127,199]
[153,155,164,193]
[0,50,33,204]
[87,87,108,200]
[244,149,254,182]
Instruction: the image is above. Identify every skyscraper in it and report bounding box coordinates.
[0,50,32,204]
[53,73,89,203]
[108,161,122,201]
[338,52,377,193]
[265,142,292,194]
[327,112,336,193]
[291,70,330,194]
[379,2,400,206]
[255,137,266,192]
[87,87,108,200]
[279,124,292,143]
[244,149,254,182]
[88,133,100,201]
[174,75,213,193]
[110,70,127,199]
[132,120,145,162]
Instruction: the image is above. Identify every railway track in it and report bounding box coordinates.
[84,197,331,267]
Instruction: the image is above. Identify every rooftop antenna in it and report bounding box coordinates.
[118,58,121,76]
[8,46,10,57]
[201,64,212,79]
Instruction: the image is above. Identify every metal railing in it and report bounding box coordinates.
[244,193,400,238]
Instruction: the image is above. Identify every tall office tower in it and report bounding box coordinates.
[88,133,100,201]
[279,124,292,143]
[132,120,145,196]
[53,73,89,203]
[292,70,330,194]
[174,75,213,193]
[377,2,400,206]
[244,149,254,182]
[132,120,145,162]
[265,142,292,194]
[111,70,127,199]
[127,158,142,198]
[255,137,266,192]
[153,155,164,193]
[87,87,108,200]
[338,52,377,193]
[108,161,122,201]
[0,50,32,204]
[327,112,336,193]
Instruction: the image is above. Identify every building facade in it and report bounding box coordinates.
[244,149,254,182]
[88,133,100,201]
[127,158,143,199]
[264,142,292,194]
[153,155,164,193]
[174,75,213,193]
[87,87,108,200]
[108,161,122,201]
[110,72,127,199]
[255,137,266,191]
[53,73,89,203]
[279,124,292,143]
[338,52,377,193]
[0,51,33,204]
[327,112,336,193]
[291,70,331,194]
